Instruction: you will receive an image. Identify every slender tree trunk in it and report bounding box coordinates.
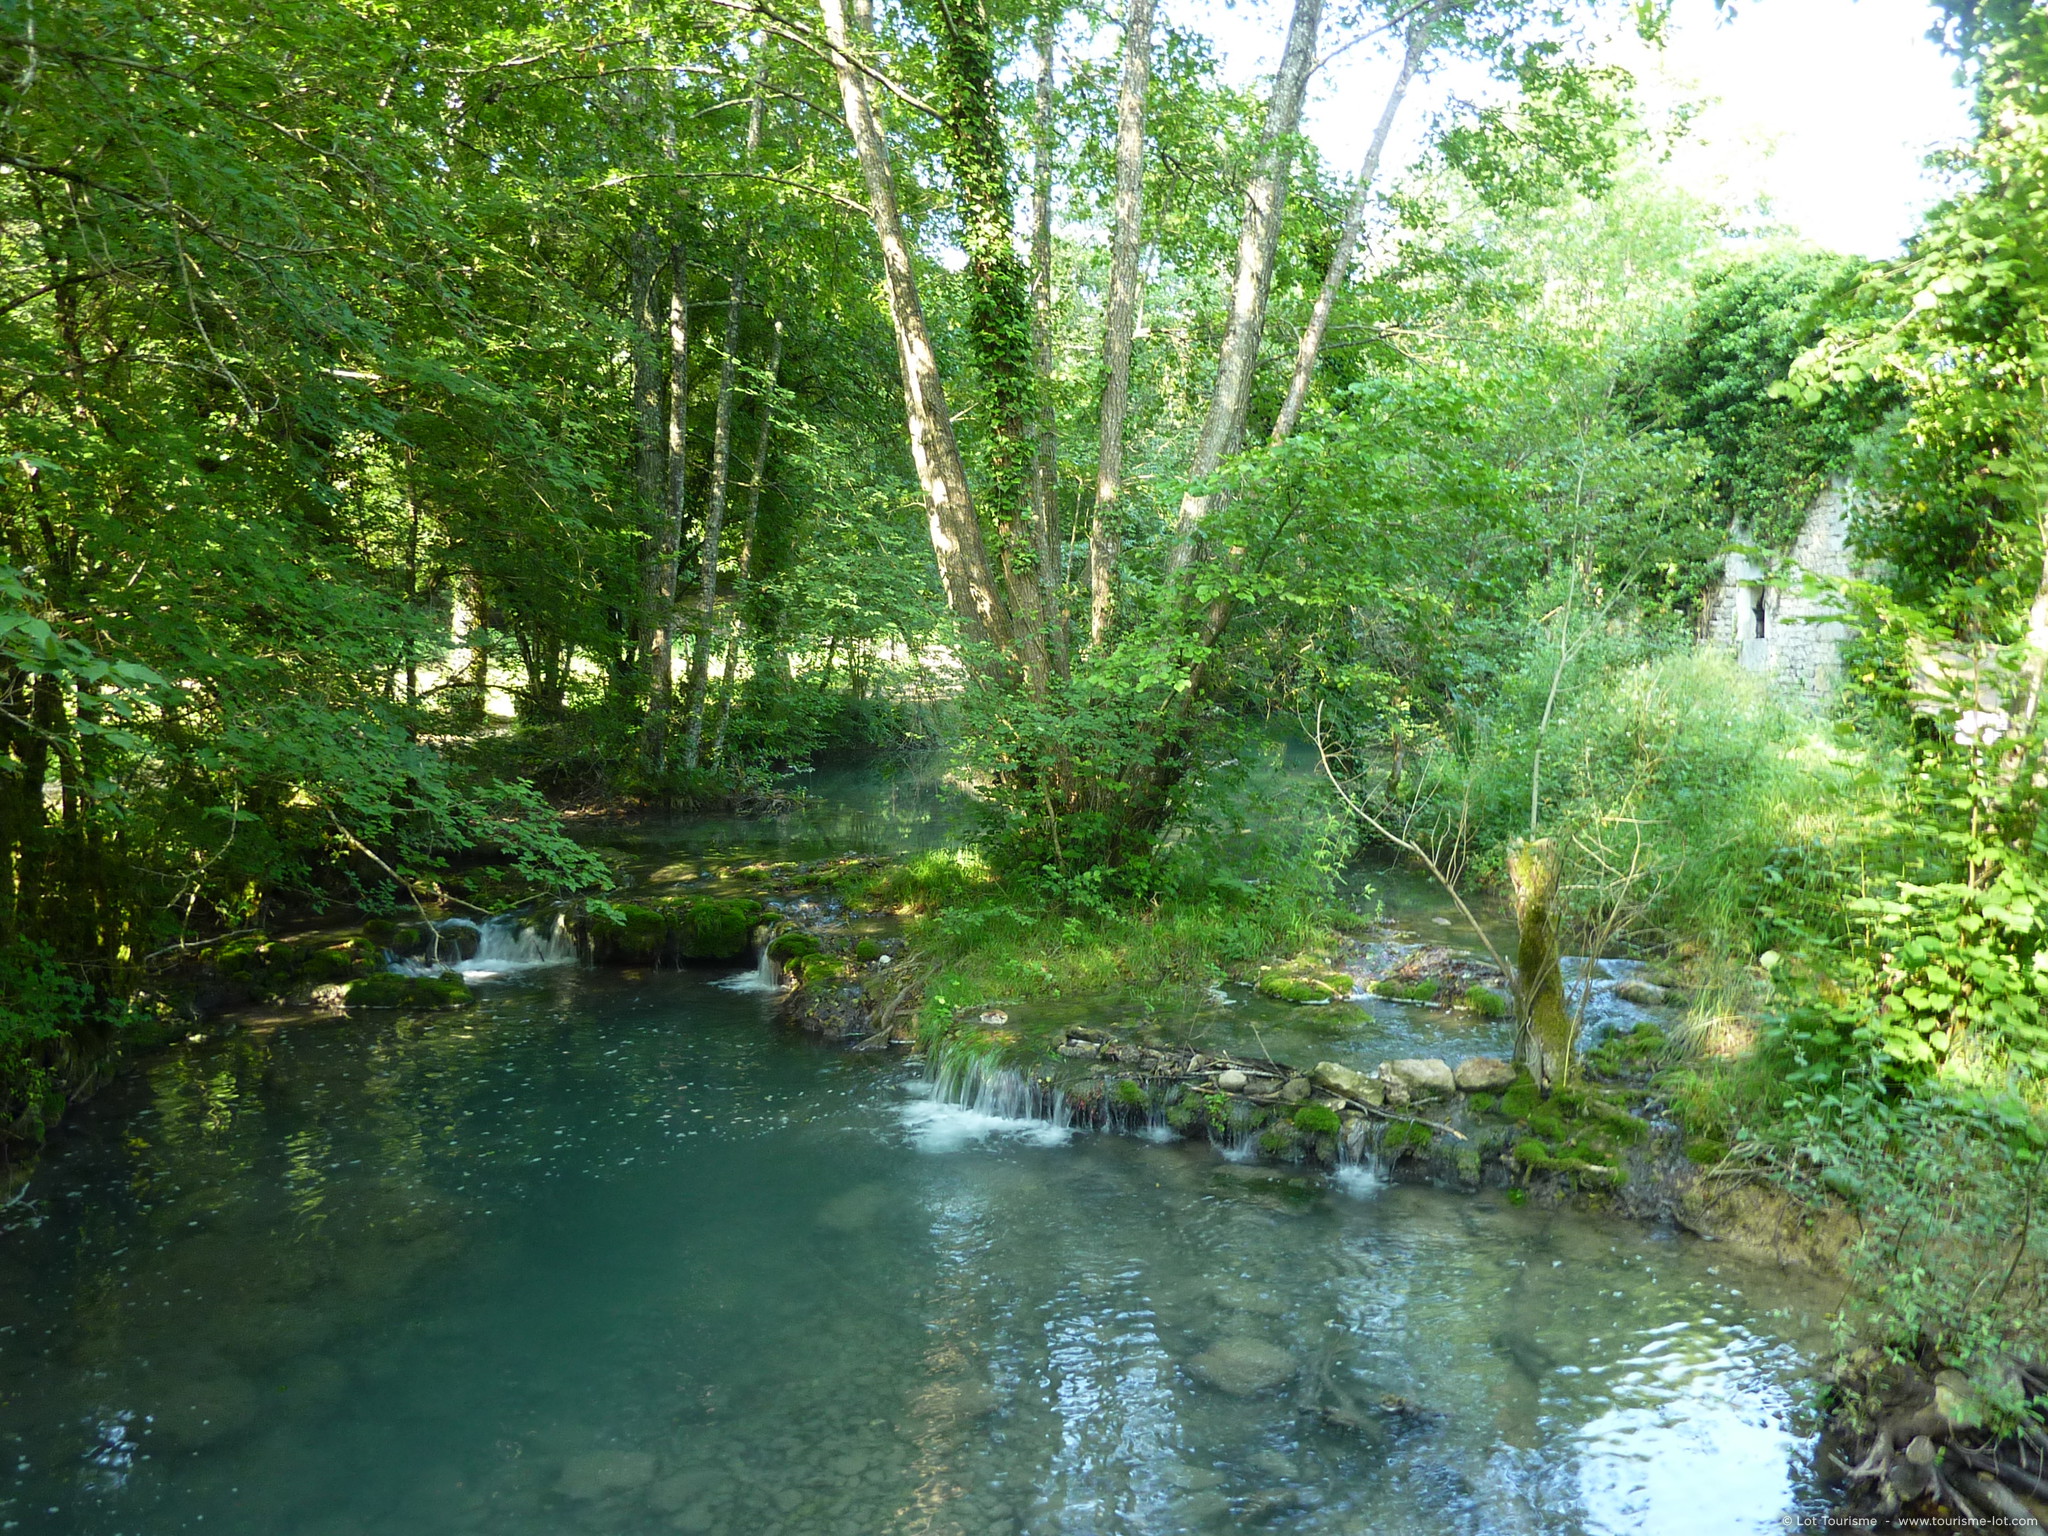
[1090,0,1154,648]
[1508,837,1572,1089]
[1270,3,1436,442]
[929,0,1051,697]
[630,227,672,769]
[1165,0,1325,575]
[1029,10,1067,680]
[682,278,744,768]
[712,318,784,764]
[667,243,691,603]
[818,0,1009,659]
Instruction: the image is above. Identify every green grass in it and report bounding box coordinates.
[849,847,1342,1061]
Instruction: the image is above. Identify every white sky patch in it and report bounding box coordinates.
[1164,0,1976,257]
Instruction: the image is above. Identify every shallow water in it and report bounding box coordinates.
[3,958,1831,1536]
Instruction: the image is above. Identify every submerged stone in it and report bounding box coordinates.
[557,1449,657,1500]
[1187,1336,1296,1396]
[345,972,474,1010]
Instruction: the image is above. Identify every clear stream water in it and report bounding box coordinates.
[1,767,1835,1535]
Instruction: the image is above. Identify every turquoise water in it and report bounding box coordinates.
[3,960,1831,1536]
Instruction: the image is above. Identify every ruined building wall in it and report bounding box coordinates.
[1700,482,1858,701]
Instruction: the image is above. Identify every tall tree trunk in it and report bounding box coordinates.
[1508,837,1572,1089]
[630,227,672,769]
[818,0,1010,659]
[1029,9,1067,680]
[1089,0,1154,648]
[667,242,691,604]
[1270,4,1436,443]
[712,318,784,765]
[930,0,1052,697]
[682,276,744,768]
[1165,0,1325,576]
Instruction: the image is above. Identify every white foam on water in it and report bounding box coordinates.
[906,1047,1076,1151]
[897,1097,1075,1151]
[388,913,577,982]
[713,950,786,994]
[1334,1161,1387,1199]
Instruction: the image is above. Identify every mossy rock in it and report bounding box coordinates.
[1498,1075,1541,1120]
[1257,1125,1302,1158]
[345,972,474,1011]
[585,897,765,965]
[1463,984,1511,1018]
[1382,1120,1434,1155]
[790,952,850,986]
[1292,1103,1341,1136]
[853,938,883,964]
[299,942,376,984]
[1368,977,1440,1004]
[1114,1079,1148,1109]
[1467,1093,1497,1116]
[1256,970,1352,1004]
[766,930,823,963]
[1512,1136,1626,1186]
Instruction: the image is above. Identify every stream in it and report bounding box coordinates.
[0,762,1834,1534]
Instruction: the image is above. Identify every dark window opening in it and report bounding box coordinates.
[1752,589,1767,640]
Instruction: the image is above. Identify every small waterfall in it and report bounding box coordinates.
[713,945,788,995]
[901,1046,1074,1150]
[463,913,577,973]
[386,912,576,980]
[1333,1115,1386,1197]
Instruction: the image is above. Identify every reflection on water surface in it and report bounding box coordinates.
[2,963,1828,1536]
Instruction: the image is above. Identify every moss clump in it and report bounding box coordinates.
[345,972,473,1010]
[1513,1136,1626,1185]
[1588,1101,1649,1146]
[1463,984,1511,1018]
[1369,978,1441,1003]
[1684,1137,1729,1166]
[1165,1100,1199,1132]
[1455,1148,1483,1184]
[1468,1092,1496,1116]
[790,953,850,986]
[854,938,883,963]
[767,929,822,962]
[1114,1079,1148,1109]
[1257,1125,1301,1158]
[1528,1106,1568,1142]
[1499,1075,1541,1120]
[1258,972,1349,1003]
[1586,1022,1669,1077]
[1382,1120,1434,1155]
[1292,1103,1342,1136]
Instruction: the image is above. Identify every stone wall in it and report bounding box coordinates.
[1700,482,1858,700]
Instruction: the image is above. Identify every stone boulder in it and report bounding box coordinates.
[1381,1058,1455,1098]
[1453,1056,1517,1092]
[1615,979,1669,1007]
[1186,1337,1296,1396]
[1215,1069,1248,1091]
[1311,1061,1384,1106]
